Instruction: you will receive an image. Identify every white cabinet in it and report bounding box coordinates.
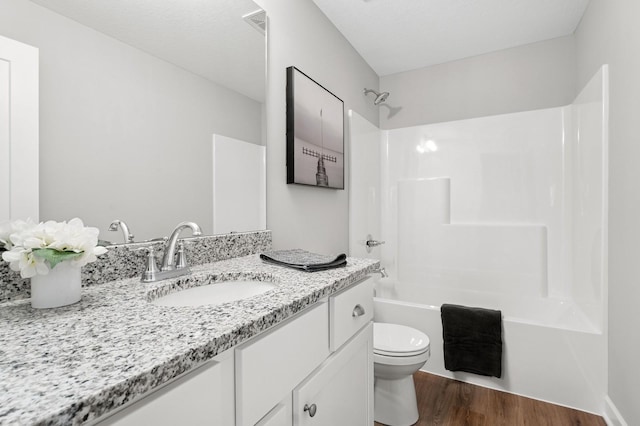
[95,348,235,425]
[293,324,373,426]
[329,277,373,351]
[235,302,329,426]
[94,277,374,426]
[238,277,374,426]
[256,397,293,426]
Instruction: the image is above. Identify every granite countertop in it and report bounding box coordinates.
[0,253,379,425]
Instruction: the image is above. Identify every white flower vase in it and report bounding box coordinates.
[30,262,82,309]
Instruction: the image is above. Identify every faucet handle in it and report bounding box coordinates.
[136,246,159,282]
[175,241,188,269]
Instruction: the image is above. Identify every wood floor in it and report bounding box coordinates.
[375,371,607,426]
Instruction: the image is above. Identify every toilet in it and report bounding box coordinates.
[373,322,430,426]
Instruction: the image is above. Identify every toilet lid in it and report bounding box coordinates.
[373,323,430,357]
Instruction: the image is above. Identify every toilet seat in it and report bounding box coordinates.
[375,347,428,357]
[373,323,430,357]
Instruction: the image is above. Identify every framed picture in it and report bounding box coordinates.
[286,66,344,189]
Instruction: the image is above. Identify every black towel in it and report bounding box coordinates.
[441,303,503,378]
[260,249,347,272]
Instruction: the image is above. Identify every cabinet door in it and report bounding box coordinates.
[293,323,373,426]
[256,396,292,426]
[235,302,329,426]
[96,349,234,426]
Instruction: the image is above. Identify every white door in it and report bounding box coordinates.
[0,35,38,222]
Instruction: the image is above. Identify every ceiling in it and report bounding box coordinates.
[28,0,266,102]
[26,0,590,96]
[311,0,590,76]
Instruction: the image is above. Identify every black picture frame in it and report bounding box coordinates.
[286,66,344,189]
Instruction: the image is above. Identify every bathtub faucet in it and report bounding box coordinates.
[372,266,388,278]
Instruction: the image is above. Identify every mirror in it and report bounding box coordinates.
[16,0,266,243]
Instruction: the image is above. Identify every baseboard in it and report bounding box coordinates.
[604,395,628,426]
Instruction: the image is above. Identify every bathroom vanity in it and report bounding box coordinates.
[0,245,378,425]
[98,277,374,425]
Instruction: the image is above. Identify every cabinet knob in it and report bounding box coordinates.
[304,403,317,417]
[352,304,365,317]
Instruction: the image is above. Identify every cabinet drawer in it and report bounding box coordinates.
[329,277,374,351]
[96,349,235,426]
[235,302,329,426]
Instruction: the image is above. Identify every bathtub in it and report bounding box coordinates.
[372,278,606,414]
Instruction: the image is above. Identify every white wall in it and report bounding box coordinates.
[256,0,379,254]
[380,36,576,129]
[0,0,263,240]
[575,1,640,424]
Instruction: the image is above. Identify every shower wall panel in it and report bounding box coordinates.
[348,110,382,259]
[569,66,608,331]
[382,108,567,299]
[396,178,547,297]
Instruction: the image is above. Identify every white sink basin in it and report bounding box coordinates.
[152,280,276,307]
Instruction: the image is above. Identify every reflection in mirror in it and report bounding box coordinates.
[108,219,134,244]
[213,135,266,235]
[5,0,266,242]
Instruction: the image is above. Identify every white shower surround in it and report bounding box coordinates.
[348,66,608,413]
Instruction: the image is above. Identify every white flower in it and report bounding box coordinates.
[0,218,36,250]
[1,217,108,278]
[2,248,48,278]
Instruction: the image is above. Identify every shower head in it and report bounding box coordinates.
[363,88,390,105]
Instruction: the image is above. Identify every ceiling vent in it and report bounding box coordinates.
[243,9,266,35]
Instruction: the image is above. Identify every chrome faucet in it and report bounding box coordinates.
[161,221,202,271]
[365,234,385,253]
[140,221,202,283]
[108,219,134,244]
[372,266,388,278]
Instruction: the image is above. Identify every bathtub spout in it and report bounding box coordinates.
[372,266,388,278]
